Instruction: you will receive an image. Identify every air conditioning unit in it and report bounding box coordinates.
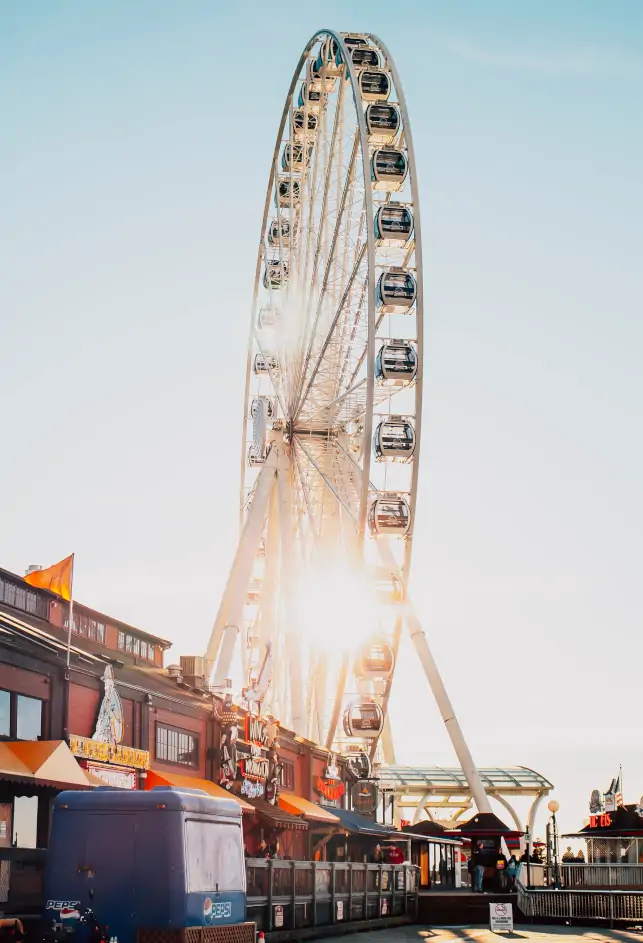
[180,655,207,678]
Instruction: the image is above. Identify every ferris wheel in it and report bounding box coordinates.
[205,30,492,812]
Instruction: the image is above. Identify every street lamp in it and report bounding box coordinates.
[524,827,532,889]
[547,800,561,889]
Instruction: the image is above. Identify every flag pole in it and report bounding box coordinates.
[66,554,75,670]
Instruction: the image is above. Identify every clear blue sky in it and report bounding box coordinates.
[2,1,642,834]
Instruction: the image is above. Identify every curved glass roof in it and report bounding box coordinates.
[377,766,552,792]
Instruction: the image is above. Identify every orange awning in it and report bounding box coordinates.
[145,769,253,812]
[278,792,340,824]
[0,741,92,789]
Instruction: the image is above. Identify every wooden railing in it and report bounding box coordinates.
[245,860,419,933]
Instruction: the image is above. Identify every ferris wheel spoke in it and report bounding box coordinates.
[294,435,362,526]
[293,131,361,416]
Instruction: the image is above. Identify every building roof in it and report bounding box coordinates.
[329,807,399,837]
[0,566,170,648]
[445,811,520,837]
[378,765,552,793]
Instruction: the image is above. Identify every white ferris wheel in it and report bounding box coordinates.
[205,29,492,812]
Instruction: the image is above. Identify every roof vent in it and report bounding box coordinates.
[166,664,183,681]
[25,565,42,576]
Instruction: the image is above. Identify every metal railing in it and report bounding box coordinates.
[562,863,643,887]
[517,868,643,926]
[245,859,419,933]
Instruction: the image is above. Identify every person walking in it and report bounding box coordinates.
[473,842,486,893]
[495,848,508,892]
[506,855,519,891]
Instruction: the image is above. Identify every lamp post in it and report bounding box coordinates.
[547,800,561,889]
[524,827,532,889]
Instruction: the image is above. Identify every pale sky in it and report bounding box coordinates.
[2,1,642,836]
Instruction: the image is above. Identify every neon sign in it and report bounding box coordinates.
[589,813,612,828]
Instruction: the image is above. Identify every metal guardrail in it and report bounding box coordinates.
[245,859,419,933]
[562,863,643,887]
[517,869,643,926]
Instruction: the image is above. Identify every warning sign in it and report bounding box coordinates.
[274,905,284,928]
[336,900,344,921]
[489,902,513,933]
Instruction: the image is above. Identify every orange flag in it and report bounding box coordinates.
[24,554,74,601]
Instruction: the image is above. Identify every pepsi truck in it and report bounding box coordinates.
[42,787,253,943]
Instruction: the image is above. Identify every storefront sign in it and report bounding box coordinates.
[242,755,270,780]
[86,762,137,790]
[589,813,612,828]
[241,779,264,799]
[69,666,150,773]
[490,902,513,932]
[351,781,378,815]
[70,735,150,770]
[317,776,345,801]
[246,714,268,746]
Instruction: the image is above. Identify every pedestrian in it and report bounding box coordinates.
[259,839,269,858]
[370,844,384,863]
[562,846,575,862]
[575,849,586,864]
[520,849,530,864]
[495,848,508,892]
[473,842,485,893]
[506,855,518,891]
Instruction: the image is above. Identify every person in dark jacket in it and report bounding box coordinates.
[495,850,508,891]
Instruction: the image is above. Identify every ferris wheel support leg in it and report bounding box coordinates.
[404,601,492,814]
[207,464,276,685]
[276,459,305,736]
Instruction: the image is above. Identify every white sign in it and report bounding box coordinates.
[87,763,136,790]
[274,905,284,929]
[490,902,513,933]
[336,901,343,921]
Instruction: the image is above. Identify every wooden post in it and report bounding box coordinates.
[312,861,317,927]
[267,860,274,932]
[291,861,297,930]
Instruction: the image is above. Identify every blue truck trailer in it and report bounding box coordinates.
[43,787,254,943]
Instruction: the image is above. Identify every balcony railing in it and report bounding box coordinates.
[245,860,419,932]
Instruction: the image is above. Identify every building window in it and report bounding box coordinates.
[0,691,10,737]
[0,578,48,619]
[3,583,16,607]
[89,620,97,640]
[125,635,133,653]
[147,644,155,662]
[118,631,125,650]
[15,587,26,610]
[280,760,295,791]
[156,724,198,767]
[16,695,43,741]
[133,638,140,656]
[0,690,44,741]
[97,622,105,644]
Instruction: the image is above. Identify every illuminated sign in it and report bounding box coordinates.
[316,776,345,801]
[351,780,378,814]
[245,715,268,747]
[589,813,612,828]
[70,735,150,770]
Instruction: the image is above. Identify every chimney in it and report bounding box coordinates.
[25,565,42,576]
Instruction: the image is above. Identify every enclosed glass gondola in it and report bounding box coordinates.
[249,396,275,420]
[298,82,326,113]
[343,699,384,738]
[368,494,411,538]
[314,35,342,79]
[263,259,289,290]
[267,217,296,248]
[292,108,318,139]
[358,69,391,102]
[253,354,279,375]
[257,307,280,330]
[275,176,301,209]
[355,638,395,680]
[373,417,416,463]
[282,142,313,172]
[247,445,266,467]
[375,340,418,385]
[350,45,380,69]
[374,204,413,246]
[376,267,417,311]
[365,103,400,145]
[371,148,408,191]
[307,57,337,92]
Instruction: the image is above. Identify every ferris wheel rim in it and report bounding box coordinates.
[240,28,424,573]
